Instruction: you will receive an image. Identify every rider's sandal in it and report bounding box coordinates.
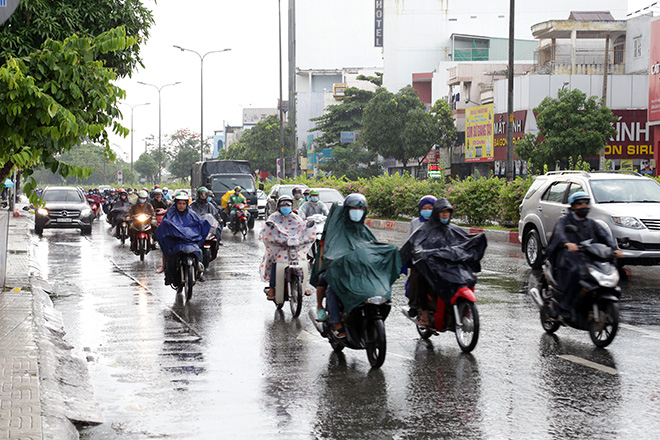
[333,326,346,339]
[264,287,276,301]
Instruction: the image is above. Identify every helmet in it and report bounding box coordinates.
[153,188,163,195]
[197,186,209,194]
[277,195,294,206]
[419,195,437,210]
[568,191,590,205]
[138,190,149,198]
[292,187,302,195]
[163,187,169,192]
[344,193,367,209]
[174,191,189,201]
[154,184,160,189]
[142,187,148,192]
[208,191,215,197]
[303,188,311,195]
[234,186,242,192]
[309,189,319,196]
[118,190,127,196]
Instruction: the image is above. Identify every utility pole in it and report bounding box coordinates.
[289,0,297,177]
[600,34,610,170]
[506,0,515,181]
[278,0,285,179]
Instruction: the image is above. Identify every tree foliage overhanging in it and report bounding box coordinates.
[515,88,617,173]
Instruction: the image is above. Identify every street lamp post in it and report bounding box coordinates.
[173,45,231,162]
[137,81,181,183]
[120,102,150,175]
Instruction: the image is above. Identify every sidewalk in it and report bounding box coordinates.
[1,206,101,440]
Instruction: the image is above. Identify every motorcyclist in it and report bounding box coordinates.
[150,188,170,211]
[125,190,156,252]
[108,190,132,234]
[546,191,623,319]
[292,187,304,211]
[155,191,210,283]
[259,195,315,301]
[162,187,172,202]
[126,188,138,204]
[400,197,487,327]
[298,189,329,218]
[227,186,249,230]
[303,188,311,202]
[103,188,118,215]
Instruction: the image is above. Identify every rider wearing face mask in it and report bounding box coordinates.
[298,189,329,219]
[546,192,623,319]
[407,195,437,238]
[126,190,156,251]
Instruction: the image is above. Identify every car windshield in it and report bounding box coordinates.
[257,190,267,200]
[315,188,344,203]
[43,189,84,203]
[279,186,309,197]
[211,176,256,193]
[590,179,660,203]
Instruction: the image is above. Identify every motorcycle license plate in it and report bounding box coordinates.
[57,218,72,223]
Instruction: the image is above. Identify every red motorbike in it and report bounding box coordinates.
[230,203,249,239]
[155,208,167,227]
[404,285,480,353]
[200,214,220,270]
[129,213,154,262]
[86,196,102,220]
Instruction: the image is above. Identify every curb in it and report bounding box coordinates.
[364,218,521,244]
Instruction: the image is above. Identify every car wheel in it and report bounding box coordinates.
[524,228,544,269]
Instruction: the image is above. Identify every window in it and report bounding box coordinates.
[541,182,570,203]
[633,36,642,59]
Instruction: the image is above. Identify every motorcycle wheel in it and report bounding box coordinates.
[589,301,619,348]
[202,248,211,271]
[540,305,560,334]
[176,263,184,295]
[416,325,434,340]
[184,259,195,301]
[365,319,386,368]
[138,238,146,262]
[288,273,303,318]
[241,219,248,239]
[120,226,127,245]
[455,300,479,353]
[330,338,344,353]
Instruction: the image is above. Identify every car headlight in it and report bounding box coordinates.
[81,207,92,216]
[37,208,49,216]
[611,216,645,229]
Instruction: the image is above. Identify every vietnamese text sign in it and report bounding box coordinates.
[340,131,355,143]
[465,104,494,162]
[604,109,654,158]
[650,17,660,125]
[493,110,527,160]
[0,0,19,25]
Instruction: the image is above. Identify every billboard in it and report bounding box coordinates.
[650,17,660,125]
[465,104,494,162]
[493,110,527,160]
[604,110,654,159]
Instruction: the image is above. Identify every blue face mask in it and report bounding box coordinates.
[310,196,319,203]
[420,209,432,220]
[280,206,292,216]
[349,209,364,222]
[439,217,450,224]
[138,198,147,204]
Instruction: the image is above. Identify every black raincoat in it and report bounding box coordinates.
[399,198,487,301]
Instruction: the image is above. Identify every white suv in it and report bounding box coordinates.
[519,171,660,268]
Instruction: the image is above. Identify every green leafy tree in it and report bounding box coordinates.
[515,88,617,173]
[362,86,438,169]
[134,153,158,184]
[430,99,457,152]
[317,144,381,180]
[0,0,154,78]
[169,147,199,181]
[223,115,294,175]
[0,27,137,203]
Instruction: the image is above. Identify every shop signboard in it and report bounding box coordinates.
[465,104,494,162]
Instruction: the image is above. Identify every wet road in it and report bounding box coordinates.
[31,217,660,439]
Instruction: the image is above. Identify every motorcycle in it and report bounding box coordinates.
[169,249,201,302]
[528,226,621,348]
[201,214,220,270]
[402,285,480,353]
[229,203,249,239]
[310,292,391,369]
[117,219,130,245]
[306,213,326,265]
[155,208,167,227]
[129,213,154,262]
[270,243,310,317]
[86,196,102,220]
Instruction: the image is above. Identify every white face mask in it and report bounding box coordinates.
[349,209,364,222]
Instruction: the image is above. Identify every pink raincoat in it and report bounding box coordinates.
[259,211,316,282]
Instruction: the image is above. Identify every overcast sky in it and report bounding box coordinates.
[110,0,656,162]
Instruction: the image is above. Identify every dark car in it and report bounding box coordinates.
[35,186,94,235]
[265,184,310,217]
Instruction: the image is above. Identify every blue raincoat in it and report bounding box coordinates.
[156,205,211,265]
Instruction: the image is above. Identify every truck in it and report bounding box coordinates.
[190,160,262,229]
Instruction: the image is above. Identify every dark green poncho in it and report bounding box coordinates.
[311,203,401,314]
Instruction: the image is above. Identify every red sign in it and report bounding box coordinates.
[605,110,654,159]
[650,18,660,125]
[493,111,527,160]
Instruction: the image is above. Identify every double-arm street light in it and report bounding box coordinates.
[173,45,231,162]
[120,102,151,175]
[137,81,181,183]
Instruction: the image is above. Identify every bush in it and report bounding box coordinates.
[446,175,504,225]
[499,176,534,225]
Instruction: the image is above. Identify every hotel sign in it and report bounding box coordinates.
[375,0,383,47]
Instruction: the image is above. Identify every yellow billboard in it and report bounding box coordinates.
[465,104,494,162]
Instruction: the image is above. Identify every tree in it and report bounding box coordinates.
[362,85,438,169]
[169,148,199,181]
[317,143,381,180]
[0,0,154,78]
[134,153,158,184]
[0,27,137,203]
[222,115,294,175]
[430,99,457,152]
[515,88,617,173]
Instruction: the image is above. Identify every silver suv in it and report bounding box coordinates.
[519,171,660,268]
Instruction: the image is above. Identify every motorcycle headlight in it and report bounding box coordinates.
[366,296,389,305]
[137,213,150,222]
[588,266,620,288]
[37,208,49,216]
[611,216,645,229]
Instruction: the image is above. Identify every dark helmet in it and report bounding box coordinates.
[344,193,368,210]
[568,191,590,205]
[277,195,294,207]
[292,187,303,198]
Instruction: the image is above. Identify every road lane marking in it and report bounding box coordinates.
[619,323,660,339]
[557,355,618,375]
